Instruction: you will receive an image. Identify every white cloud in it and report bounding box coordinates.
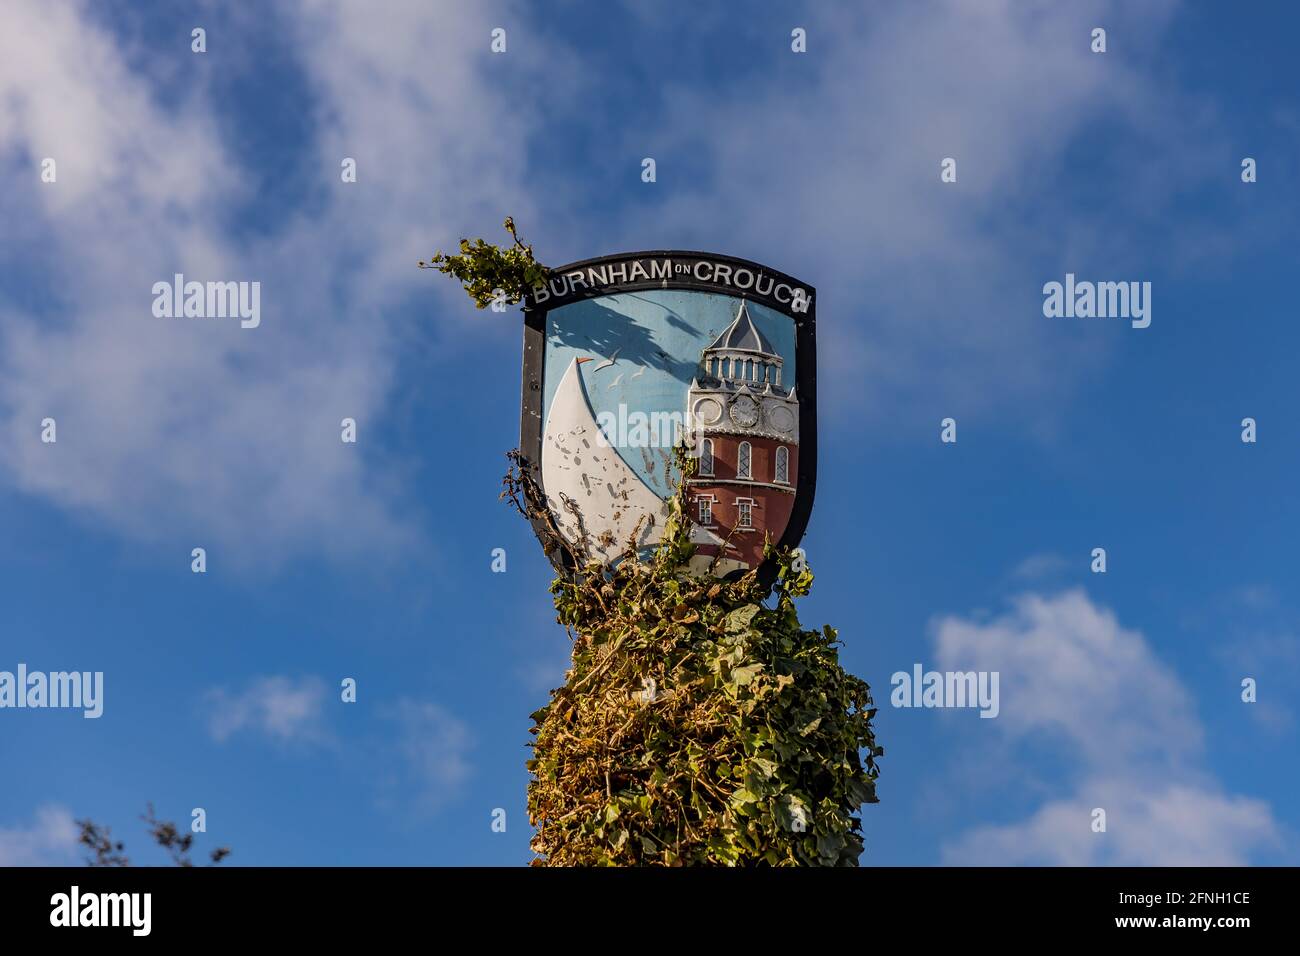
[201,679,475,814]
[0,804,79,866]
[1220,619,1300,733]
[623,0,1231,429]
[205,675,329,746]
[935,589,1200,767]
[383,699,474,813]
[1009,552,1070,582]
[0,0,546,567]
[932,588,1282,865]
[944,782,1278,866]
[0,0,1246,562]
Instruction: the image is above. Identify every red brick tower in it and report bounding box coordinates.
[685,300,799,572]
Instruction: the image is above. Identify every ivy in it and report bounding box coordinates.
[418,217,549,309]
[505,448,884,866]
[428,224,884,866]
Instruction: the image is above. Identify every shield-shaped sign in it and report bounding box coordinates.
[520,251,816,579]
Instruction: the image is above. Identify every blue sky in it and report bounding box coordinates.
[1,0,1297,865]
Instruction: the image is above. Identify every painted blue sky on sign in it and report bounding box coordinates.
[542,290,796,496]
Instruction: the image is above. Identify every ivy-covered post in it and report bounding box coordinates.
[424,222,882,866]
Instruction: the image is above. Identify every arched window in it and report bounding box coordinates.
[699,438,714,477]
[737,441,751,480]
[775,445,789,484]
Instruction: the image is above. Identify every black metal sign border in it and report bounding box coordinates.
[519,249,817,582]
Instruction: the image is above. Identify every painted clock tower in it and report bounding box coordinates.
[685,300,800,572]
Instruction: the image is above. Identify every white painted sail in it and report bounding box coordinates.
[541,358,670,563]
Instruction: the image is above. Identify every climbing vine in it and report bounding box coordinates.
[503,449,882,866]
[419,217,549,309]
[431,223,883,865]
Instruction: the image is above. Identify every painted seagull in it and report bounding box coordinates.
[592,347,622,372]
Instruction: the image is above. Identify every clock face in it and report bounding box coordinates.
[729,395,760,428]
[693,397,723,425]
[769,404,795,434]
